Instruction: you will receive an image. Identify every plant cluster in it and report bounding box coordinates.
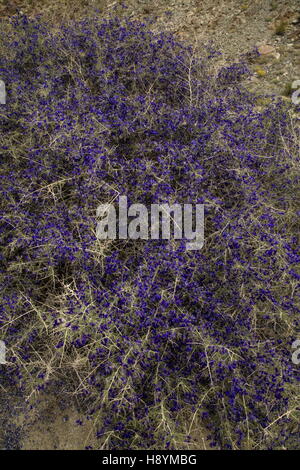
[0,13,299,449]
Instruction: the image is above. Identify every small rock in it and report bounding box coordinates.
[258,44,276,55]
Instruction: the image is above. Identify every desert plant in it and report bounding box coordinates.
[0,13,299,450]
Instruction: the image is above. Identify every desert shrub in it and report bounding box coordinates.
[0,13,299,450]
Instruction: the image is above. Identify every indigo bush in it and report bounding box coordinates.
[0,13,299,449]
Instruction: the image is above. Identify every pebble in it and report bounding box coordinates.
[257,44,276,55]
